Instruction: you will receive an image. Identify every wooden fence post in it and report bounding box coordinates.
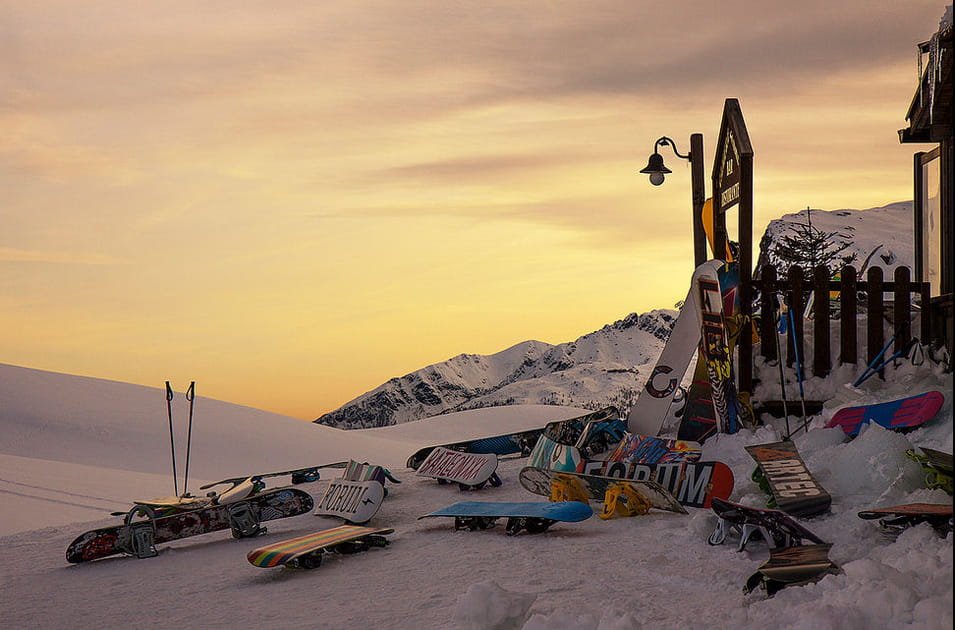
[812,266,830,377]
[894,267,911,348]
[867,267,885,375]
[788,265,806,370]
[760,265,777,362]
[840,265,857,364]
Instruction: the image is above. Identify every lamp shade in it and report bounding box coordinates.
[639,152,671,176]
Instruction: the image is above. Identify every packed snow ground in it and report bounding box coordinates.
[0,359,951,630]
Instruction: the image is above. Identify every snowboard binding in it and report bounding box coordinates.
[504,517,555,536]
[549,474,590,504]
[599,482,651,520]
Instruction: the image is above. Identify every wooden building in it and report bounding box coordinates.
[899,7,953,367]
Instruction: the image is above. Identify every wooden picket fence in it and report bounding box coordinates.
[754,264,931,378]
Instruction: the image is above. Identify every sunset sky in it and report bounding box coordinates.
[2,2,948,419]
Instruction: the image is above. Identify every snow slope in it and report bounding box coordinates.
[0,357,951,630]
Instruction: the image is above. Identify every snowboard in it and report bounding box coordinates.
[339,460,401,487]
[526,408,627,471]
[628,259,725,437]
[906,447,953,494]
[604,433,702,465]
[825,391,944,437]
[577,459,735,509]
[315,478,385,524]
[744,543,840,596]
[746,441,831,517]
[66,487,314,563]
[418,500,594,535]
[199,461,350,492]
[689,263,740,439]
[247,525,394,569]
[526,433,584,472]
[707,497,828,551]
[540,407,625,454]
[518,466,687,514]
[406,427,546,471]
[679,262,741,442]
[415,447,501,489]
[857,503,953,535]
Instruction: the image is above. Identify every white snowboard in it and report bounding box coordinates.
[627,259,724,436]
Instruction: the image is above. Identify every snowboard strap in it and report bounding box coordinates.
[549,475,590,504]
[599,482,651,519]
[227,501,264,538]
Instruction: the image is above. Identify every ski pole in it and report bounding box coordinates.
[853,320,911,387]
[182,381,196,498]
[165,381,179,497]
[787,309,810,437]
[773,304,791,439]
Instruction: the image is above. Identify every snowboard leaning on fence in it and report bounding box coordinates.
[66,488,314,563]
[627,259,719,437]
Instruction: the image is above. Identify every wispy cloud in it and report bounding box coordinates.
[0,247,123,265]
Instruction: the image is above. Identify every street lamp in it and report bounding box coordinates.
[639,134,708,266]
[639,137,684,185]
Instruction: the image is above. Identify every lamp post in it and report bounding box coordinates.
[639,134,708,267]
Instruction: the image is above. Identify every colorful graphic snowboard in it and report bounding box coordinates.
[605,433,702,465]
[415,447,501,489]
[628,260,725,437]
[825,391,944,437]
[746,441,831,517]
[577,459,734,509]
[419,501,594,535]
[66,488,314,563]
[247,525,393,569]
[518,466,687,514]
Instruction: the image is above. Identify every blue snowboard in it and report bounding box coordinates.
[419,501,593,535]
[825,391,944,437]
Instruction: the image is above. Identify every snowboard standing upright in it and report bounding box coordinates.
[628,260,725,437]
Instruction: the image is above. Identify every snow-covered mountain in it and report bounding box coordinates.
[315,310,676,428]
[757,201,915,274]
[317,202,916,429]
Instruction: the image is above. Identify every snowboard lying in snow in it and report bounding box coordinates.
[857,503,953,536]
[576,459,734,509]
[67,488,314,563]
[825,391,944,437]
[314,460,397,524]
[247,525,393,569]
[518,466,687,514]
[419,501,594,536]
[415,447,501,490]
[708,498,840,596]
[404,407,622,470]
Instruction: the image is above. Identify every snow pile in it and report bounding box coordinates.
[455,580,537,630]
